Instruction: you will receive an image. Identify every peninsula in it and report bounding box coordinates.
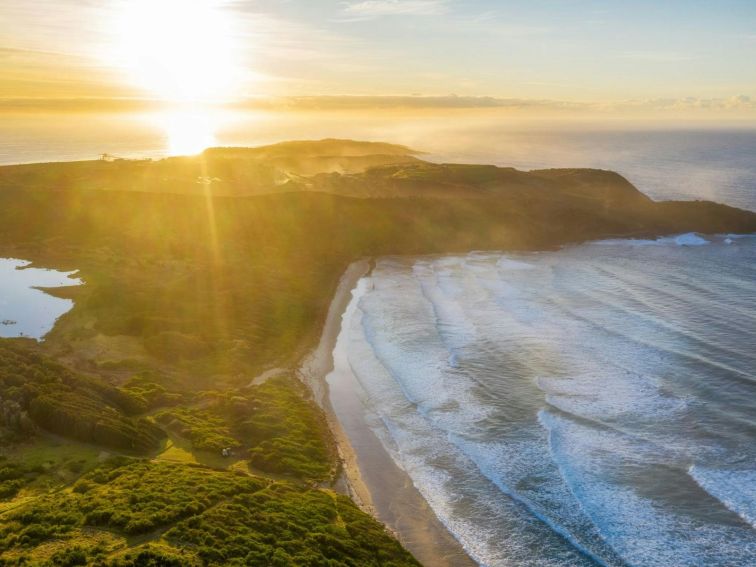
[0,140,754,565]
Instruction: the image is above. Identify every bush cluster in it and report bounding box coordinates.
[0,460,418,566]
[241,377,334,481]
[154,407,238,453]
[166,484,420,566]
[0,344,164,452]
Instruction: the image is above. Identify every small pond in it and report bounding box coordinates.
[0,258,81,340]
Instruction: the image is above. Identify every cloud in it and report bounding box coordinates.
[234,95,578,111]
[620,50,693,63]
[341,0,449,19]
[4,94,756,117]
[238,94,756,115]
[614,95,750,113]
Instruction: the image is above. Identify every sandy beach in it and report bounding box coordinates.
[298,260,476,567]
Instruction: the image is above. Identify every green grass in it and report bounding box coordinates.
[164,484,420,566]
[120,373,185,411]
[0,441,102,518]
[0,459,264,549]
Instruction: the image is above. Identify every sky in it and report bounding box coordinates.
[1,0,755,112]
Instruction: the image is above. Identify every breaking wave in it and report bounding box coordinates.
[340,234,756,566]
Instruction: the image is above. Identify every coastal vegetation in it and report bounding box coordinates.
[0,342,162,452]
[156,376,335,481]
[0,358,369,564]
[0,140,754,565]
[0,459,417,566]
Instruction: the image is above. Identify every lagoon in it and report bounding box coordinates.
[0,259,81,340]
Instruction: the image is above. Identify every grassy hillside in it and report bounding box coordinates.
[0,139,754,565]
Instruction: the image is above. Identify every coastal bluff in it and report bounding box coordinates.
[2,139,754,242]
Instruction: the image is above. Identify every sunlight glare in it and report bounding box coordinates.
[113,1,242,155]
[157,109,220,156]
[114,0,240,102]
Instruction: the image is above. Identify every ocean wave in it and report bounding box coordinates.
[344,294,596,566]
[594,238,661,246]
[670,232,711,246]
[724,233,756,239]
[446,432,625,567]
[688,465,756,529]
[337,239,756,566]
[537,369,688,424]
[496,257,536,270]
[357,276,492,432]
[594,232,712,247]
[540,409,756,566]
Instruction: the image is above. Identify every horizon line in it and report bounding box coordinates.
[1,93,756,117]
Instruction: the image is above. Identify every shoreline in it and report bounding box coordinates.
[298,259,476,567]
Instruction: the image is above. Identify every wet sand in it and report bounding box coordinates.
[298,260,476,567]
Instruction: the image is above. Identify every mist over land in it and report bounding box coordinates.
[3,111,756,211]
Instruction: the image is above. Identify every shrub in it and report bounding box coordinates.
[0,344,165,453]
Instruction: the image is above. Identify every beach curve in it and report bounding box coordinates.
[298,259,477,567]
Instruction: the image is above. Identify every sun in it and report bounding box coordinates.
[114,0,240,102]
[156,109,225,156]
[111,0,243,155]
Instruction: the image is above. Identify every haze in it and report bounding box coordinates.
[1,0,755,117]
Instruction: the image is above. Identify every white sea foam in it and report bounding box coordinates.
[540,410,756,566]
[672,232,711,246]
[334,238,756,566]
[596,232,717,247]
[341,286,594,566]
[447,433,625,566]
[414,260,479,348]
[594,238,661,246]
[537,369,688,424]
[495,257,536,270]
[688,465,756,529]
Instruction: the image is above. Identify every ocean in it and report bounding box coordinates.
[337,235,756,566]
